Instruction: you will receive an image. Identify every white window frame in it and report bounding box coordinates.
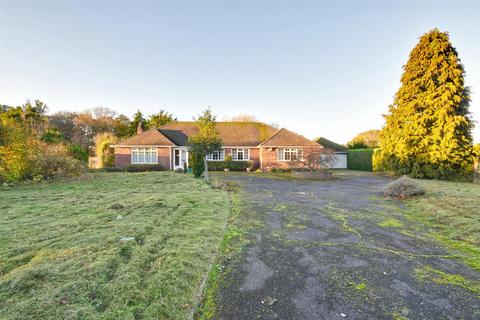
[131,147,158,164]
[278,148,299,161]
[232,148,249,161]
[206,149,225,161]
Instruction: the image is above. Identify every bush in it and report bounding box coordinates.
[190,152,205,178]
[372,148,388,172]
[37,153,85,179]
[68,144,89,162]
[347,149,373,171]
[207,160,251,171]
[125,164,165,172]
[270,167,291,173]
[383,176,425,199]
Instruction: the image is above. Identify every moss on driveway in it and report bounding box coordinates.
[202,172,480,320]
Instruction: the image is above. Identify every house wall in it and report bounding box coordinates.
[115,147,131,168]
[260,147,290,171]
[260,146,325,171]
[114,147,171,169]
[222,148,260,169]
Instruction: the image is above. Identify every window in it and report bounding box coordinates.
[132,147,158,164]
[206,149,225,161]
[232,149,249,160]
[278,148,298,161]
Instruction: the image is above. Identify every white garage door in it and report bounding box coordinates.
[332,153,347,169]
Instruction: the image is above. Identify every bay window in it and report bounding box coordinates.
[131,147,158,164]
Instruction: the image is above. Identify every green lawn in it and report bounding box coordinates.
[405,179,480,271]
[0,172,230,320]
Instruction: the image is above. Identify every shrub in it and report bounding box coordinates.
[68,144,89,162]
[347,149,373,171]
[37,153,85,179]
[190,152,205,178]
[125,164,164,172]
[207,160,251,171]
[372,148,388,172]
[270,167,291,173]
[383,176,425,199]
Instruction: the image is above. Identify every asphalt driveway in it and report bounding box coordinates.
[211,173,480,320]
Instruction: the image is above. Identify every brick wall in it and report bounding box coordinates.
[114,147,171,169]
[115,147,131,168]
[223,148,260,169]
[260,146,323,171]
[158,147,171,169]
[260,147,290,171]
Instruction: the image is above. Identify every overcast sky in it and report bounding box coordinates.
[1,0,479,143]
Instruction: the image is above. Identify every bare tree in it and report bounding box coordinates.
[290,148,337,171]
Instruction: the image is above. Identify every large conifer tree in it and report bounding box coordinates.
[381,29,473,179]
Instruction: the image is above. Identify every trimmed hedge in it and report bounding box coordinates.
[207,161,252,171]
[347,149,373,171]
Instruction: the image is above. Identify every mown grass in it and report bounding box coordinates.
[0,172,230,320]
[404,179,480,271]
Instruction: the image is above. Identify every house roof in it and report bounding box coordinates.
[159,121,278,146]
[115,121,319,147]
[316,137,348,152]
[260,128,320,147]
[115,128,176,146]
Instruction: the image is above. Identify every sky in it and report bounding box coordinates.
[1,0,479,144]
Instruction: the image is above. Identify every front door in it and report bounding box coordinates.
[173,148,188,170]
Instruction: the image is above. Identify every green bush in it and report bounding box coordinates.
[207,160,251,171]
[125,164,165,172]
[372,148,388,172]
[190,152,205,178]
[68,144,89,162]
[270,167,291,173]
[347,149,373,171]
[37,153,85,179]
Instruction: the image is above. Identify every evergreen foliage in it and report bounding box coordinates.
[380,29,474,179]
[129,110,146,135]
[146,109,176,129]
[187,108,222,181]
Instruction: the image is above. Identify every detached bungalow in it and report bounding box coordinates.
[113,122,344,171]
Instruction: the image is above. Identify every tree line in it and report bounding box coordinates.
[0,104,176,182]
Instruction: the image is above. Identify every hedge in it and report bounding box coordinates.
[207,161,252,171]
[347,149,373,171]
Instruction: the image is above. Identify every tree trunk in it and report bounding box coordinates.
[204,157,209,182]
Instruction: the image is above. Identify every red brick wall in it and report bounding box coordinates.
[223,148,260,169]
[114,147,171,169]
[115,147,131,168]
[158,147,171,169]
[260,146,323,171]
[260,147,290,171]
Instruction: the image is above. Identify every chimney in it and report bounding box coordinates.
[137,122,143,135]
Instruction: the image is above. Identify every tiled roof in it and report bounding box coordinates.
[115,128,176,146]
[114,122,319,147]
[159,122,278,146]
[260,128,320,147]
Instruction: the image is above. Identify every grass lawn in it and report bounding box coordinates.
[405,178,480,271]
[0,172,231,320]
